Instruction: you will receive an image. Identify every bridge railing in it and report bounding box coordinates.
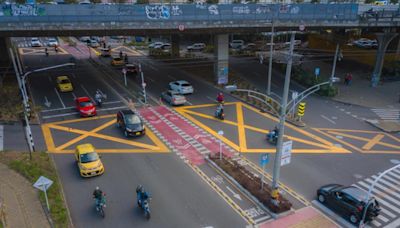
[0,3,359,23]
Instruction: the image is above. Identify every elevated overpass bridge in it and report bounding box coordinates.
[0,3,399,36]
[0,3,398,87]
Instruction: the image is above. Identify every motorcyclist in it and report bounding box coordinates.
[216,92,224,104]
[136,185,150,208]
[273,126,279,137]
[119,50,123,59]
[93,186,104,209]
[95,91,103,106]
[45,48,49,56]
[216,103,224,118]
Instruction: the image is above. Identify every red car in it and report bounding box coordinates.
[75,97,97,117]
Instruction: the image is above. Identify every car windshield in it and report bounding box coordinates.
[60,79,70,84]
[80,101,93,107]
[181,83,191,87]
[125,115,141,124]
[80,152,98,163]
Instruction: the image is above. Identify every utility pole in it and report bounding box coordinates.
[271,31,296,203]
[267,22,274,96]
[330,43,339,86]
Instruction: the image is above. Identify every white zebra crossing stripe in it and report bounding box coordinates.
[354,182,399,217]
[371,109,400,121]
[371,175,400,199]
[371,220,382,227]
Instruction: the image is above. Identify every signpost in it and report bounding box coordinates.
[138,64,147,104]
[33,176,53,211]
[314,67,320,80]
[281,141,292,166]
[218,130,224,160]
[260,154,269,189]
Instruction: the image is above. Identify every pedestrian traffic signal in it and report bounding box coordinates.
[297,102,306,117]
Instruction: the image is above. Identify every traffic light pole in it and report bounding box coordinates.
[330,43,339,87]
[271,31,295,203]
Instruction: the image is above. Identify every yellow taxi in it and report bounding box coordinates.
[56,76,73,92]
[75,143,104,177]
[111,57,125,66]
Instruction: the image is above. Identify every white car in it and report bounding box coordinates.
[161,90,187,106]
[79,36,91,43]
[353,38,376,49]
[169,80,194,95]
[187,43,206,52]
[230,40,244,49]
[149,42,164,49]
[47,38,58,47]
[31,38,42,47]
[88,39,100,48]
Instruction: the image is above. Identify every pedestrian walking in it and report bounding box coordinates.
[344,73,352,86]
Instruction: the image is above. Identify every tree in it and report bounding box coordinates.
[136,0,149,3]
[390,0,398,4]
[206,0,218,3]
[90,0,101,3]
[64,0,79,4]
[310,0,320,3]
[112,0,127,3]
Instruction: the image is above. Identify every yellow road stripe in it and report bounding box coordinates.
[55,119,116,150]
[315,128,382,133]
[189,163,254,225]
[145,126,169,152]
[49,124,160,151]
[177,110,240,151]
[46,114,115,125]
[49,149,166,154]
[244,148,349,153]
[236,102,247,152]
[384,133,400,143]
[362,134,385,150]
[181,108,338,151]
[90,47,101,56]
[41,125,56,152]
[313,129,363,153]
[329,131,400,150]
[176,102,238,110]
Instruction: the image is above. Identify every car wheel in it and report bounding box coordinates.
[317,194,325,204]
[124,130,129,138]
[349,214,359,224]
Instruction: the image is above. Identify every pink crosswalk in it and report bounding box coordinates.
[139,105,234,166]
[61,44,92,59]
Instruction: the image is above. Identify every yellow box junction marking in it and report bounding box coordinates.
[111,46,142,56]
[314,128,400,154]
[175,102,349,154]
[18,47,69,55]
[41,114,168,153]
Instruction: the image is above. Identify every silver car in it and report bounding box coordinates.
[161,90,187,106]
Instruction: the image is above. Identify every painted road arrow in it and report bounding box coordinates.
[44,96,52,108]
[226,186,242,201]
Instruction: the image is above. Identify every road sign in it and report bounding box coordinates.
[314,67,320,77]
[33,176,53,191]
[260,154,269,166]
[142,82,146,88]
[299,24,305,31]
[178,24,185,31]
[297,102,306,117]
[122,68,127,74]
[281,140,292,166]
[218,130,224,135]
[291,91,298,100]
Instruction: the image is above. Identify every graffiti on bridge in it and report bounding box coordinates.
[1,4,46,16]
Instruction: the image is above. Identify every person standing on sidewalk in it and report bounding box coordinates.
[345,73,352,86]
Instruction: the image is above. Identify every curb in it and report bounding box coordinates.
[364,119,400,133]
[311,200,354,228]
[206,156,294,220]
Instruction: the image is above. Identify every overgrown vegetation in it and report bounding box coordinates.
[0,152,69,227]
[0,85,24,122]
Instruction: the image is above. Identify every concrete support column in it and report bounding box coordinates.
[214,34,229,85]
[371,31,398,87]
[171,34,180,58]
[0,37,11,70]
[395,37,400,61]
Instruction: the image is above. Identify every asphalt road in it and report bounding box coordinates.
[20,43,248,227]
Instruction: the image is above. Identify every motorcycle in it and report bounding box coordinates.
[95,94,102,107]
[215,108,225,120]
[136,191,151,220]
[266,131,278,145]
[95,196,106,218]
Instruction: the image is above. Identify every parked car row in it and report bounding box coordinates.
[30,37,59,47]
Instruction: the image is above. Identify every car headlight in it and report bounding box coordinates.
[126,128,133,132]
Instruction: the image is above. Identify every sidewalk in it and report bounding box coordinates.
[257,206,339,228]
[302,60,400,132]
[0,163,50,228]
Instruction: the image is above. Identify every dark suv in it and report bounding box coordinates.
[317,184,380,225]
[116,110,145,137]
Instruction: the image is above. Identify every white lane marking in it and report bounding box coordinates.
[206,96,216,102]
[103,100,122,105]
[320,115,336,124]
[42,106,127,119]
[54,88,66,108]
[41,106,74,113]
[167,74,176,80]
[80,84,94,101]
[385,216,400,228]
[0,125,3,151]
[186,100,193,105]
[71,92,77,99]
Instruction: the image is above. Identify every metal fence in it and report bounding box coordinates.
[0,3,359,23]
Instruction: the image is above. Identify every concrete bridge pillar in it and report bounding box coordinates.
[214,34,229,85]
[0,37,11,70]
[171,34,180,58]
[371,31,398,87]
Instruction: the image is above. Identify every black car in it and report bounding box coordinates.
[116,110,145,137]
[317,184,380,225]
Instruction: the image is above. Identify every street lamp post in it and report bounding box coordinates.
[138,63,147,104]
[330,43,340,87]
[270,31,296,203]
[267,22,275,96]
